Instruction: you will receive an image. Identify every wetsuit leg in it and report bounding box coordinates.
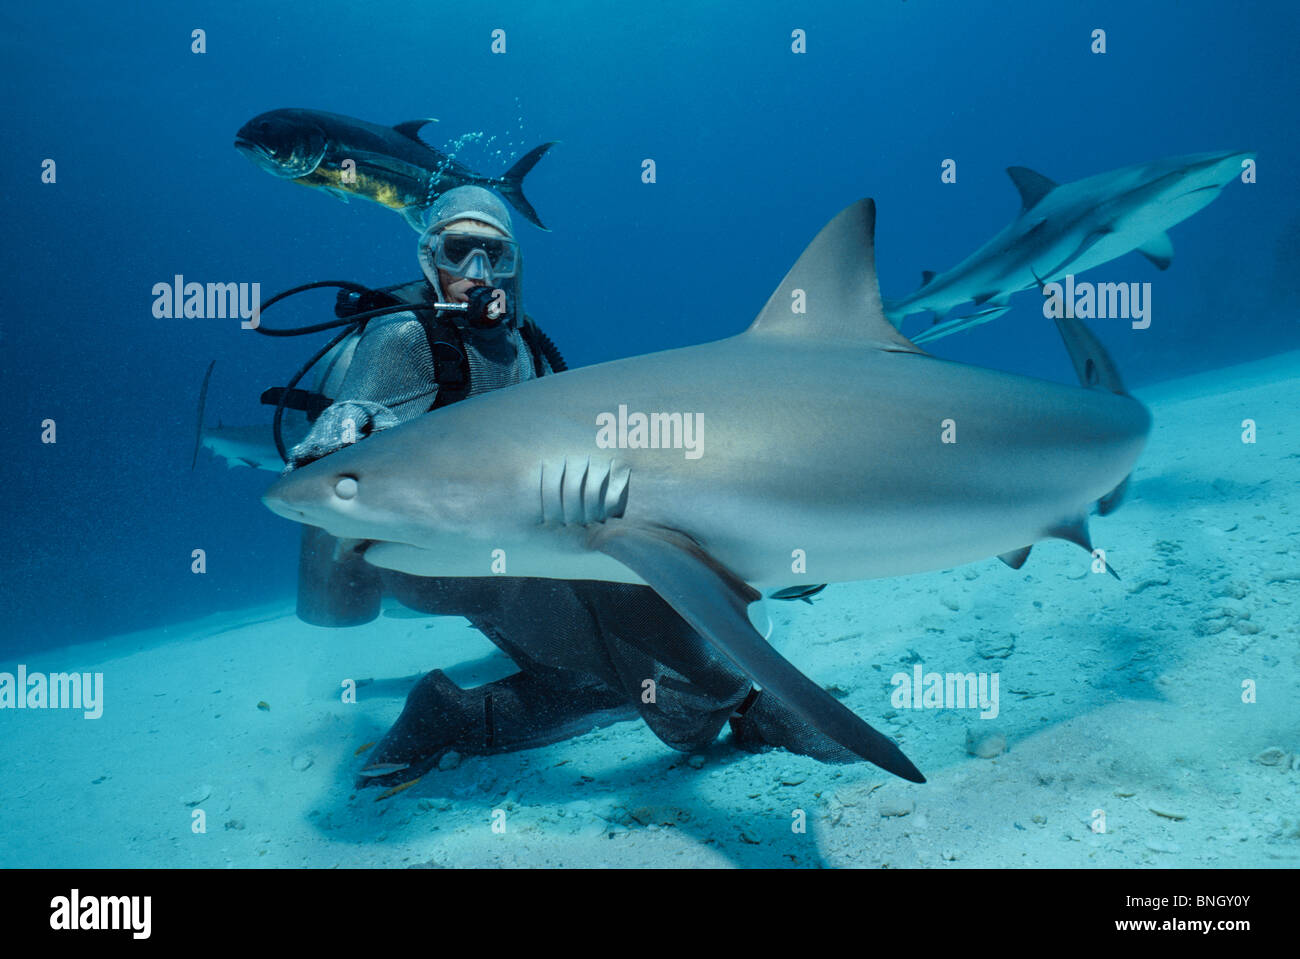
[363,667,636,781]
[573,582,754,753]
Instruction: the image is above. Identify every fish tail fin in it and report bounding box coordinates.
[192,360,215,470]
[494,141,557,231]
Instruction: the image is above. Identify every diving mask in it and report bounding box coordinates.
[421,231,519,280]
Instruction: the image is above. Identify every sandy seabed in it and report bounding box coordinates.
[3,352,1298,868]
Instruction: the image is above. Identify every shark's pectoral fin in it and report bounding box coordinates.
[590,524,925,783]
[1137,231,1174,270]
[998,546,1033,570]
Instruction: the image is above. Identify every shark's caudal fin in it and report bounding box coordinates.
[591,524,926,782]
[192,360,216,470]
[746,198,926,354]
[491,141,557,231]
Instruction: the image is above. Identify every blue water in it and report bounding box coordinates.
[3,0,1296,660]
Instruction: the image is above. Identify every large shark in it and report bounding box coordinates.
[885,150,1254,343]
[262,199,1151,782]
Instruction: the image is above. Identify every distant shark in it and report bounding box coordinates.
[885,150,1255,343]
[197,424,282,472]
[191,361,282,472]
[262,199,1151,783]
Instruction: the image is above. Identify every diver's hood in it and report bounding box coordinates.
[417,186,523,328]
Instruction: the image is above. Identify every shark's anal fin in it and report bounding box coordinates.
[1137,231,1174,270]
[998,546,1032,570]
[1006,166,1058,210]
[590,524,925,783]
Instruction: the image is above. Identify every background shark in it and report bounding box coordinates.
[196,424,281,472]
[191,360,282,471]
[235,108,555,231]
[262,198,1151,783]
[884,150,1254,343]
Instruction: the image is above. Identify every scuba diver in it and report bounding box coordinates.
[268,185,851,784]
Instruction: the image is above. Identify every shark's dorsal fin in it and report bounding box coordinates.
[921,270,937,287]
[1007,166,1058,210]
[746,199,925,354]
[393,118,440,148]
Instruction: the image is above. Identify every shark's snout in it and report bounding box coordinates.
[1192,149,1255,187]
[261,483,308,523]
[262,469,331,524]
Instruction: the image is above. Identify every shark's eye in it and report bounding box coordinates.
[334,476,359,500]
